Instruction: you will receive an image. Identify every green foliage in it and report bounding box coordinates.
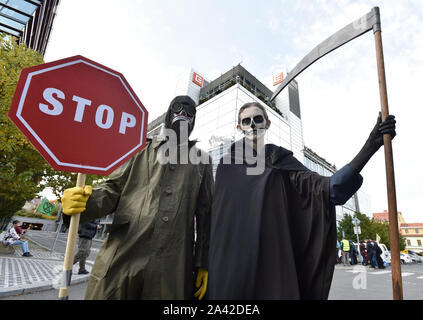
[0,33,46,220]
[39,170,107,201]
[337,211,406,250]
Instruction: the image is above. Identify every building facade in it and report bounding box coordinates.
[373,210,423,253]
[400,223,423,253]
[373,210,406,225]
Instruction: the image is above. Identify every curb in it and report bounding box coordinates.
[0,273,90,298]
[0,236,93,299]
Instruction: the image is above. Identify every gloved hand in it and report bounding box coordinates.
[193,268,208,300]
[61,186,92,215]
[349,113,396,173]
[364,113,396,151]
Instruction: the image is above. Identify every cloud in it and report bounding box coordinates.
[254,0,423,222]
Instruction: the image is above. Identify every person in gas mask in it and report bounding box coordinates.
[61,96,213,300]
[208,102,396,300]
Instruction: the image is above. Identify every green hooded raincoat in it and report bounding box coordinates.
[78,135,213,299]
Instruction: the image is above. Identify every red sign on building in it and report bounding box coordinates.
[273,72,284,86]
[192,72,204,87]
[8,55,148,176]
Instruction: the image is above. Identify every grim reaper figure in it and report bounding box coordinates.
[208,102,396,300]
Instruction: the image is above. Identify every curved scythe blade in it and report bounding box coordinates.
[270,7,380,102]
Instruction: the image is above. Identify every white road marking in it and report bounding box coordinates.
[401,272,415,277]
[369,271,391,275]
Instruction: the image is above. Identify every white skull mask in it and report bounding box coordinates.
[238,106,268,140]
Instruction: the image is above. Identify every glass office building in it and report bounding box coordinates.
[303,146,372,224]
[0,0,60,55]
[148,64,305,176]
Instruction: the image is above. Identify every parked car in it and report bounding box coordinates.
[400,252,413,264]
[408,252,423,263]
[401,249,423,263]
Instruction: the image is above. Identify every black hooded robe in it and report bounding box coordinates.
[208,142,359,300]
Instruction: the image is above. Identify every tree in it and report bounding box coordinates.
[337,213,354,240]
[0,33,109,227]
[39,169,107,200]
[0,33,46,222]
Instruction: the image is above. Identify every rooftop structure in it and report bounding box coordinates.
[373,210,406,223]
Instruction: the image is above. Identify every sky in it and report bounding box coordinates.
[42,0,422,223]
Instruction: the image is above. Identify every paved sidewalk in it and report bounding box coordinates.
[0,238,91,298]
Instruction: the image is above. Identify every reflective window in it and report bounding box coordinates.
[0,0,39,33]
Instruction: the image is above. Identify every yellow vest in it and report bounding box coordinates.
[342,239,350,252]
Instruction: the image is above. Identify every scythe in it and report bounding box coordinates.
[271,7,402,300]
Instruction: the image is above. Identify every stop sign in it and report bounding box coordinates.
[8,55,148,175]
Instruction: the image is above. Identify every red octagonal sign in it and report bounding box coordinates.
[8,55,148,175]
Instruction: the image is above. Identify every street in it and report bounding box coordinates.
[4,280,88,300]
[328,263,423,300]
[2,261,423,300]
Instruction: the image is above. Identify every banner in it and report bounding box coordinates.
[37,197,55,216]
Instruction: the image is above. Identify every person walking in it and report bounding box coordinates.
[341,237,351,266]
[359,240,367,265]
[366,239,373,267]
[336,239,342,264]
[2,220,33,257]
[371,239,378,268]
[72,219,100,274]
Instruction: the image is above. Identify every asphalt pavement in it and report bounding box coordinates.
[1,230,423,300]
[328,263,423,300]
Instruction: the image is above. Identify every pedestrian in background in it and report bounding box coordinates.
[367,239,378,268]
[72,219,100,274]
[349,240,357,265]
[2,220,33,257]
[341,237,350,266]
[336,239,342,264]
[14,222,23,236]
[366,239,374,267]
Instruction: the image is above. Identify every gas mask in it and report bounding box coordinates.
[165,96,196,140]
[238,106,268,140]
